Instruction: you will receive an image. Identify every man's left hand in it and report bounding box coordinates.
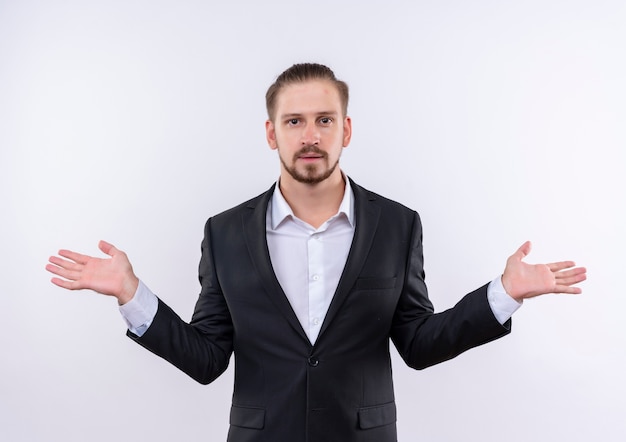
[501,241,587,301]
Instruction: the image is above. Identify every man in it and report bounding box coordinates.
[46,63,586,442]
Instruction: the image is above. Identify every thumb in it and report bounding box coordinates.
[514,241,532,261]
[98,240,117,257]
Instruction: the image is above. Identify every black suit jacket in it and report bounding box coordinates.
[130,179,511,442]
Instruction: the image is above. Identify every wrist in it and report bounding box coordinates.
[501,274,523,302]
[117,275,139,305]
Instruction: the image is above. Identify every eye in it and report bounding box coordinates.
[287,118,300,126]
[319,117,333,125]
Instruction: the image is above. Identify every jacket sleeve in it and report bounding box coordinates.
[127,217,234,384]
[390,212,511,370]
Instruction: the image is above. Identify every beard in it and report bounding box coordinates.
[279,145,340,185]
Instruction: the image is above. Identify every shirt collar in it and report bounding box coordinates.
[270,174,355,230]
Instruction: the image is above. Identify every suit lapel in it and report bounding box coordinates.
[242,184,311,345]
[317,180,381,341]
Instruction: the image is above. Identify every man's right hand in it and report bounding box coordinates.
[46,240,139,305]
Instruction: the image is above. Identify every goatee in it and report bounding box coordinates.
[280,145,339,185]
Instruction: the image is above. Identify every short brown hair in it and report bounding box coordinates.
[265,63,349,121]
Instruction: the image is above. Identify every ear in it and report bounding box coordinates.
[342,116,352,147]
[266,119,278,150]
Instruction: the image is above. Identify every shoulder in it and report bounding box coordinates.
[204,184,275,228]
[350,178,418,217]
[349,178,423,239]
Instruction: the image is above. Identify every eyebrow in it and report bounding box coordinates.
[280,111,340,119]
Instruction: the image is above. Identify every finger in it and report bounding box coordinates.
[552,285,583,295]
[50,277,71,288]
[50,276,81,290]
[57,249,90,265]
[555,272,587,286]
[98,240,117,257]
[48,255,83,271]
[547,261,577,272]
[46,262,69,277]
[518,241,531,257]
[45,263,64,277]
[513,241,532,260]
[554,267,587,279]
[46,263,81,281]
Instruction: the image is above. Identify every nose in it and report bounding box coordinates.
[301,123,320,146]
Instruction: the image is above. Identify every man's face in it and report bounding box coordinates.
[266,80,352,185]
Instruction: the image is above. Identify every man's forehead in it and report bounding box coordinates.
[275,80,342,112]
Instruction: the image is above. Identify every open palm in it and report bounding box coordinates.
[46,240,139,304]
[502,241,586,301]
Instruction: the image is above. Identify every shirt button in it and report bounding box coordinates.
[312,275,320,281]
[308,356,319,367]
[312,317,320,325]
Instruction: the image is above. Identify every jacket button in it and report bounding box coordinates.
[308,356,319,367]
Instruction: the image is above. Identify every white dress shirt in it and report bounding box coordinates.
[120,179,521,340]
[266,179,355,343]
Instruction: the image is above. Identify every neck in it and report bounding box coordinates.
[279,169,346,229]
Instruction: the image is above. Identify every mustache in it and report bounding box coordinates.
[295,145,327,159]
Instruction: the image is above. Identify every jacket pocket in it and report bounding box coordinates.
[358,402,397,429]
[230,405,265,429]
[353,277,397,291]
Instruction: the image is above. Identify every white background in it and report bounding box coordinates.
[1,1,624,441]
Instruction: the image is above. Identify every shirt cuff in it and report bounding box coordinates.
[487,276,523,325]
[118,280,158,337]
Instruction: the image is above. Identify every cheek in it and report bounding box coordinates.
[275,130,298,145]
